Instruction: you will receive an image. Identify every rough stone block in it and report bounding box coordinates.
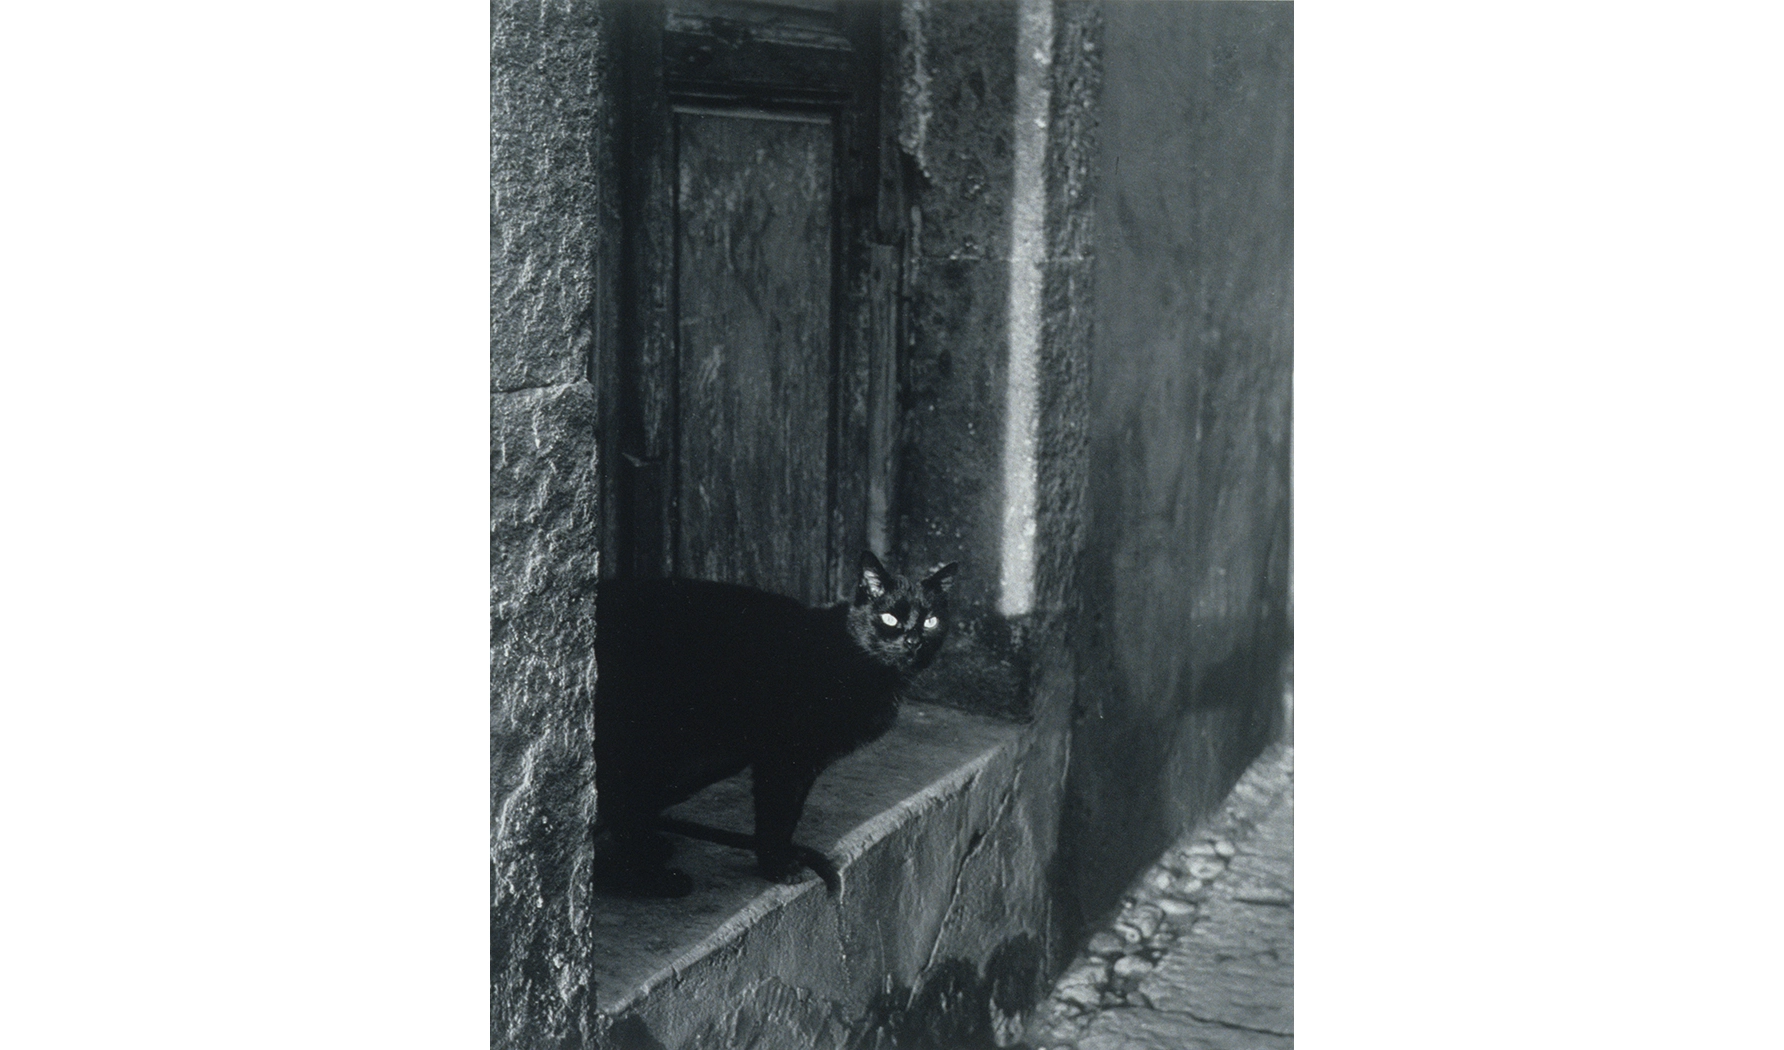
[906,0,1017,259]
[491,0,611,392]
[1187,856,1227,882]
[491,381,600,1050]
[1123,902,1162,940]
[491,383,600,737]
[1055,979,1100,1012]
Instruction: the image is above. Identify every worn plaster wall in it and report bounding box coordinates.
[1060,0,1294,937]
[491,2,614,1047]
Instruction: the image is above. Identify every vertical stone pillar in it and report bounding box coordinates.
[891,0,1104,991]
[895,0,1028,716]
[491,387,599,1050]
[490,2,613,1046]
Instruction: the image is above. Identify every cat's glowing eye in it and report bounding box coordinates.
[879,612,899,627]
[923,616,939,630]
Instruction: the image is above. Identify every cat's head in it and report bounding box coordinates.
[845,551,958,673]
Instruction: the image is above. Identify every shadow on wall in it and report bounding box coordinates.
[853,935,1044,1050]
[1161,513,1295,808]
[1058,514,1293,942]
[1179,524,1293,725]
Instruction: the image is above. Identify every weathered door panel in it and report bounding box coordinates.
[606,0,897,602]
[674,108,836,603]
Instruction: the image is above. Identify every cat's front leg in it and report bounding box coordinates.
[750,757,819,882]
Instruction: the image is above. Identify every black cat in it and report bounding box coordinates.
[593,552,958,897]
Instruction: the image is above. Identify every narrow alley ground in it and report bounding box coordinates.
[1025,743,1293,1050]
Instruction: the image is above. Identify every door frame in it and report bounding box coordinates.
[599,0,902,600]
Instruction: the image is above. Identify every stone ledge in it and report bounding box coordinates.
[592,701,1029,1048]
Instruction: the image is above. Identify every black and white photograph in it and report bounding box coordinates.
[490,3,1291,1047]
[10,3,1779,1049]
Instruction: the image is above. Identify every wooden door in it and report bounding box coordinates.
[605,0,900,605]
[674,106,834,601]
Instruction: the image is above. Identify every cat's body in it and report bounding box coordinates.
[594,552,957,897]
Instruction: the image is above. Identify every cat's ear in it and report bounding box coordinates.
[921,562,959,594]
[857,551,891,602]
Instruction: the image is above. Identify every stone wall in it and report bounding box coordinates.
[1059,0,1294,938]
[490,2,613,1047]
[886,0,1295,998]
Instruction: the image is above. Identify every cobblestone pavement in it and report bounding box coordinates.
[1024,743,1293,1050]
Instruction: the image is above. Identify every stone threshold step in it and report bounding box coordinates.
[592,700,1025,1034]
